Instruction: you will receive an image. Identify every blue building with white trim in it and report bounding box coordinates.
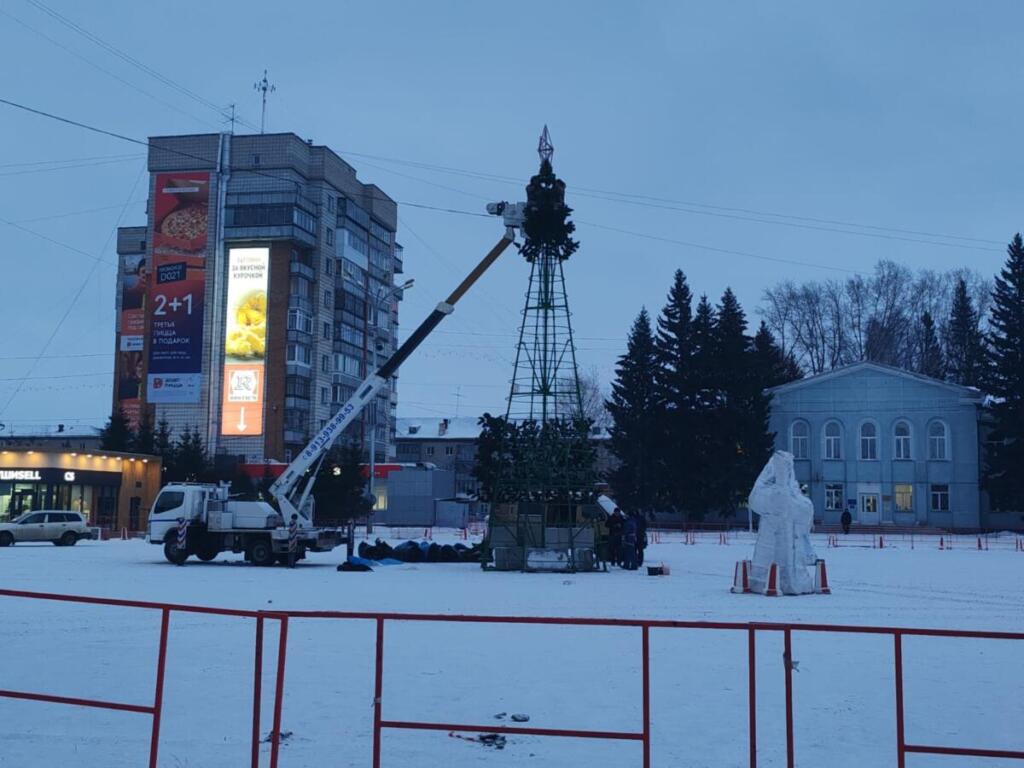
[768,362,985,529]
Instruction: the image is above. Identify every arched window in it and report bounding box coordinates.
[928,421,949,460]
[860,421,878,460]
[893,420,912,460]
[790,420,809,459]
[823,421,843,460]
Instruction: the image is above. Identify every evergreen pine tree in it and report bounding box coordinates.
[984,234,1024,511]
[712,290,775,516]
[652,270,694,512]
[99,407,134,451]
[752,321,801,387]
[314,444,373,525]
[945,278,985,386]
[916,311,945,379]
[131,411,155,455]
[607,308,660,512]
[688,295,719,518]
[174,426,210,482]
[153,418,175,482]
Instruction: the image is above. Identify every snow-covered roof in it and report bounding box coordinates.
[767,361,986,401]
[396,417,482,440]
[396,416,612,441]
[0,424,102,439]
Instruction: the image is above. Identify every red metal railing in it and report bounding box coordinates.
[2,589,1022,767]
[0,589,285,768]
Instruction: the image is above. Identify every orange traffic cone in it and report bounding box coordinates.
[765,563,780,597]
[814,559,831,595]
[731,560,752,594]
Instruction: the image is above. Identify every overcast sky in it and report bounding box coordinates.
[0,0,1020,431]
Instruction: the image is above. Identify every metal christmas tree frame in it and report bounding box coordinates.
[482,128,602,572]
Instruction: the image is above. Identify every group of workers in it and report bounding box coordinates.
[604,507,647,570]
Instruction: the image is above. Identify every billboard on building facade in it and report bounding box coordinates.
[117,252,148,428]
[146,172,210,404]
[220,247,269,436]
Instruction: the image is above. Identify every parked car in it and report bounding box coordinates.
[0,511,91,546]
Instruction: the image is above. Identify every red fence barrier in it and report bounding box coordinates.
[1,589,1022,767]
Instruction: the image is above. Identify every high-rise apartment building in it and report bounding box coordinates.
[114,132,405,464]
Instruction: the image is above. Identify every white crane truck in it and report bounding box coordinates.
[147,204,525,566]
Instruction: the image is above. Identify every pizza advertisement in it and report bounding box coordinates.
[152,172,211,256]
[146,171,211,404]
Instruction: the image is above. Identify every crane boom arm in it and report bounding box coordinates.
[268,231,516,511]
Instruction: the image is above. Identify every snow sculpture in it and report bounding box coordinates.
[748,450,817,595]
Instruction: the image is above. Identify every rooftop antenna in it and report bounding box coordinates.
[225,103,237,134]
[254,70,276,134]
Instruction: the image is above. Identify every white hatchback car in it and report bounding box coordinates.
[0,511,91,547]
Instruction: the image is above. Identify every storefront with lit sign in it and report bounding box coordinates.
[0,450,162,532]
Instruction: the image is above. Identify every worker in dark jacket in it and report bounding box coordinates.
[634,512,648,567]
[606,508,625,566]
[840,509,852,535]
[622,514,638,570]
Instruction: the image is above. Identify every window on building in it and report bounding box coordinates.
[327,195,336,213]
[287,343,312,367]
[790,420,809,459]
[285,375,310,400]
[283,408,308,431]
[928,421,949,460]
[930,484,950,512]
[824,421,842,460]
[320,387,329,405]
[895,484,913,513]
[332,384,354,403]
[321,354,329,373]
[287,308,313,334]
[894,420,912,460]
[326,228,335,246]
[860,421,878,460]
[425,446,435,457]
[445,446,455,456]
[825,483,844,511]
[292,207,316,234]
[324,257,334,276]
[290,274,312,299]
[323,289,332,309]
[322,322,331,340]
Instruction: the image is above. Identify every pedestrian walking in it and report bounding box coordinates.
[840,509,852,535]
[287,514,299,568]
[622,514,638,570]
[606,507,624,566]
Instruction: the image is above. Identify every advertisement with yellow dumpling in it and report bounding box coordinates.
[221,247,269,436]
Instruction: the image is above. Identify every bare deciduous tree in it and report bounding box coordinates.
[760,261,991,378]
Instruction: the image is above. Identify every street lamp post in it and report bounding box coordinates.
[345,275,414,533]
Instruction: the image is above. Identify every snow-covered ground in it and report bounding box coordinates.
[1,531,1021,767]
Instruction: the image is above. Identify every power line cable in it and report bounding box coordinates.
[0,155,146,177]
[1,8,221,130]
[0,152,142,169]
[0,165,145,417]
[23,0,260,131]
[338,149,1004,247]
[12,199,149,224]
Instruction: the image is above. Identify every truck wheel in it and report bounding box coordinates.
[248,538,275,567]
[59,532,78,547]
[0,532,13,547]
[163,539,189,565]
[195,538,220,562]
